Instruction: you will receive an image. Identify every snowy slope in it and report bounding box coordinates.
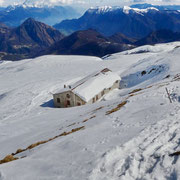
[88,6,159,15]
[123,6,159,15]
[0,42,180,180]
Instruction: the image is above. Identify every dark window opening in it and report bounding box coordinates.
[116,80,119,83]
[96,95,98,101]
[93,98,95,103]
[77,102,81,106]
[101,90,105,96]
[57,98,60,103]
[67,100,70,105]
[66,94,70,98]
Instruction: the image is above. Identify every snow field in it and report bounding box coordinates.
[0,42,180,179]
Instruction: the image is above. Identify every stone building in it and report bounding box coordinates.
[53,68,121,108]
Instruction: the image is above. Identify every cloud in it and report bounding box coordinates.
[0,0,4,5]
[50,0,86,5]
[131,0,180,4]
[1,0,180,7]
[49,0,73,4]
[91,0,180,5]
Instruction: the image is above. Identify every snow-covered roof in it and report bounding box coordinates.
[54,68,121,102]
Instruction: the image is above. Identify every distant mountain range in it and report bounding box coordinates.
[0,5,80,27]
[41,29,135,57]
[41,29,180,57]
[0,9,180,60]
[54,6,180,38]
[135,29,180,46]
[0,18,64,60]
[130,3,180,10]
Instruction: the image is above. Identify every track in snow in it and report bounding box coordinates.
[90,102,180,180]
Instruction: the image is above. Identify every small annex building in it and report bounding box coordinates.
[53,68,121,108]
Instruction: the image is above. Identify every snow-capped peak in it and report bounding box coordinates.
[123,6,159,15]
[87,5,159,15]
[88,6,121,14]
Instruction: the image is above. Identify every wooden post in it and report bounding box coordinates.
[165,88,172,103]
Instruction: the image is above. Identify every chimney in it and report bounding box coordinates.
[64,85,66,88]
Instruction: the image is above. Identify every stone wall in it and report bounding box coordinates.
[53,90,85,108]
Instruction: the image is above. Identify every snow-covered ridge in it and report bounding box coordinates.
[119,42,180,55]
[88,6,119,14]
[87,5,159,15]
[123,6,159,14]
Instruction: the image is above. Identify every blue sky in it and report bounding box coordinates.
[0,0,179,7]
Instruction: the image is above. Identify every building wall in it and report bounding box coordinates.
[53,90,85,108]
[53,80,120,108]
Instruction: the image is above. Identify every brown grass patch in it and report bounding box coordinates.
[26,126,85,151]
[28,140,48,149]
[90,115,96,119]
[129,94,135,97]
[71,126,84,132]
[0,126,85,165]
[12,149,24,155]
[83,119,88,123]
[0,155,18,164]
[106,101,127,115]
[129,89,142,94]
[82,115,96,123]
[67,123,76,127]
[147,85,153,89]
[92,106,104,112]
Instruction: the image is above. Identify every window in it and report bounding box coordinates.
[77,102,81,106]
[66,94,70,98]
[57,98,60,103]
[116,80,119,83]
[101,90,105,96]
[67,100,70,105]
[96,95,98,101]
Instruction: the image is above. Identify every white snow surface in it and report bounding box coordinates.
[88,5,159,15]
[55,69,121,102]
[89,6,114,13]
[0,42,180,180]
[123,6,159,14]
[118,42,180,55]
